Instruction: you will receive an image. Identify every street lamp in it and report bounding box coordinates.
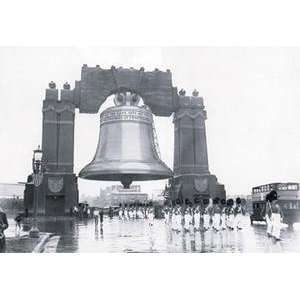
[29,145,44,238]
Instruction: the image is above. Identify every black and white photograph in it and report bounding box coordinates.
[1,2,300,300]
[1,47,300,253]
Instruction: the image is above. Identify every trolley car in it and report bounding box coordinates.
[250,182,300,227]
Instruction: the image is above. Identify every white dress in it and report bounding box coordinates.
[266,215,272,235]
[235,214,243,229]
[164,211,169,224]
[212,213,221,230]
[271,213,282,239]
[118,209,123,220]
[138,209,144,219]
[148,210,154,226]
[130,210,135,219]
[234,206,244,229]
[203,209,210,230]
[227,215,234,229]
[184,213,192,231]
[226,208,235,229]
[175,212,182,231]
[221,209,227,230]
[171,211,176,230]
[194,212,200,230]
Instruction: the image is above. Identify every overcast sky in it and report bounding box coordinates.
[0,47,300,197]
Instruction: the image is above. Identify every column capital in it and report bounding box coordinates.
[176,92,204,110]
[173,107,207,122]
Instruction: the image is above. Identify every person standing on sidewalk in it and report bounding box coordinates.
[0,207,8,252]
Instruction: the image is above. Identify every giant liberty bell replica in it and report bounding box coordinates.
[24,65,225,216]
[79,92,172,188]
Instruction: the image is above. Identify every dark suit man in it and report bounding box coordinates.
[0,207,9,252]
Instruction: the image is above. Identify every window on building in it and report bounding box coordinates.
[288,184,298,191]
[278,184,288,191]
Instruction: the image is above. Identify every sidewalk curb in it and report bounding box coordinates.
[43,235,61,253]
[32,233,52,253]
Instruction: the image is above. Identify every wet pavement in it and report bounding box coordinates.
[3,219,50,253]
[5,234,40,253]
[5,215,300,253]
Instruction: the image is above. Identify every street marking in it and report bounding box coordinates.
[43,235,60,253]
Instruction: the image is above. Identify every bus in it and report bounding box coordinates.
[250,182,300,227]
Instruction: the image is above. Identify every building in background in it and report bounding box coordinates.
[0,183,25,199]
[151,189,165,203]
[0,182,25,211]
[79,194,101,207]
[99,185,148,207]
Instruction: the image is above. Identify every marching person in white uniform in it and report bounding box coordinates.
[124,204,129,221]
[87,208,91,218]
[212,198,221,231]
[179,205,184,232]
[184,205,193,232]
[226,199,235,230]
[127,205,131,219]
[132,206,136,220]
[201,199,211,231]
[234,198,246,230]
[129,206,135,220]
[172,204,182,233]
[118,204,124,220]
[220,199,227,230]
[193,204,201,231]
[144,204,148,219]
[172,206,178,231]
[164,205,170,224]
[147,203,155,226]
[171,206,176,231]
[137,206,144,219]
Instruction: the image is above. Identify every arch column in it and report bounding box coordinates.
[172,92,225,203]
[24,83,79,216]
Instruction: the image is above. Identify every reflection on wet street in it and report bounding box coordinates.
[5,216,300,253]
[6,215,298,253]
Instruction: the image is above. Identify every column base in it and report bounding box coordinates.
[171,174,226,203]
[24,173,79,216]
[29,226,40,238]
